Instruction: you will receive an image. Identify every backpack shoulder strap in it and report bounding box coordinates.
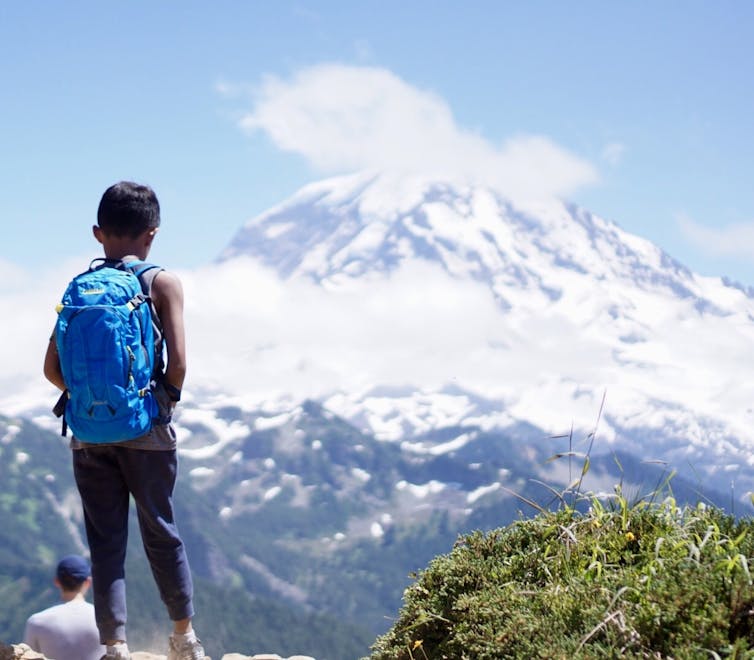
[88,257,125,272]
[122,260,164,296]
[123,260,166,376]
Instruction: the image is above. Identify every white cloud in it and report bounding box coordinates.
[0,258,27,289]
[601,141,626,167]
[353,39,374,61]
[239,64,598,200]
[0,255,507,414]
[7,252,754,460]
[677,213,754,258]
[180,256,510,403]
[0,255,92,414]
[214,80,237,96]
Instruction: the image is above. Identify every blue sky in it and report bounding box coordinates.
[2,1,754,284]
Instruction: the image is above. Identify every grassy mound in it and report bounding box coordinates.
[368,491,754,659]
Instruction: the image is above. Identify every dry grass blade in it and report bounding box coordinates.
[529,478,568,508]
[500,485,546,514]
[574,389,606,498]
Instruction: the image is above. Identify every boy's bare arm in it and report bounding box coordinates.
[43,334,66,391]
[152,271,187,392]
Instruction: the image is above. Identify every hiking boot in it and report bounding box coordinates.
[167,634,205,660]
[101,642,130,659]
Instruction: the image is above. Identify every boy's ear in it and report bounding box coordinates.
[144,227,158,246]
[92,225,105,245]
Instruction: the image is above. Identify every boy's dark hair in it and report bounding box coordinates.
[97,181,161,238]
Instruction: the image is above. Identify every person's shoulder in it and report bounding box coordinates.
[25,610,44,626]
[25,602,63,625]
[150,268,183,311]
[152,269,183,296]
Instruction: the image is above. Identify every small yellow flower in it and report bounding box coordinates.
[625,531,636,542]
[413,639,424,649]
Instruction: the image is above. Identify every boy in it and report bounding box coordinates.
[43,181,205,660]
[24,554,104,660]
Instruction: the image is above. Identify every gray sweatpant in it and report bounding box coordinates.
[72,446,194,643]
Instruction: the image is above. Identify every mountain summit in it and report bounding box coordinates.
[223,171,721,309]
[219,171,754,494]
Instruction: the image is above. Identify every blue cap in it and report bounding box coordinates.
[56,555,91,583]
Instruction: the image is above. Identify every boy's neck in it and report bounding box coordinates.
[94,226,155,261]
[104,250,142,262]
[101,238,149,261]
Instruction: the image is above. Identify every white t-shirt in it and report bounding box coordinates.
[24,598,103,660]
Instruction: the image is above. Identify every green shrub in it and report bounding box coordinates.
[368,493,754,659]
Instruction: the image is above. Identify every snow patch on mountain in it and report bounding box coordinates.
[467,483,501,504]
[176,408,250,460]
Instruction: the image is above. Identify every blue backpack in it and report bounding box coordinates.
[54,259,163,443]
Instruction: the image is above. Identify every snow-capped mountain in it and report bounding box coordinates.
[9,171,754,496]
[222,171,701,305]
[217,171,754,494]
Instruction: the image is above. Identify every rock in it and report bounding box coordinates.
[0,643,46,660]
